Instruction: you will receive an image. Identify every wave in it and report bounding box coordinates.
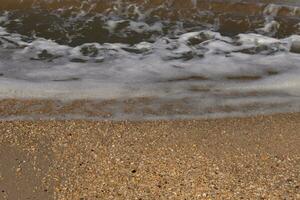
[0,0,300,46]
[0,0,299,119]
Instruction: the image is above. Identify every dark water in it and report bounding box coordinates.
[1,0,300,45]
[0,0,300,119]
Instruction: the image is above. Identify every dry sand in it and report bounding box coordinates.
[0,113,299,199]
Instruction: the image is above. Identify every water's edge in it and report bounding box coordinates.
[0,0,300,119]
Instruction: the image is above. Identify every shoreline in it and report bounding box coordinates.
[1,0,300,198]
[1,112,299,199]
[0,98,299,121]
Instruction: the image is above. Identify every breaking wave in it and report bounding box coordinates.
[0,0,300,119]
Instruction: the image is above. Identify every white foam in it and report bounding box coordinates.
[0,13,8,24]
[264,4,281,16]
[226,71,300,97]
[258,20,280,35]
[0,23,300,118]
[179,30,230,43]
[238,33,281,46]
[284,35,300,52]
[20,39,70,55]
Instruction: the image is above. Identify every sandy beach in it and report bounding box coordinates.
[1,0,300,199]
[0,112,299,199]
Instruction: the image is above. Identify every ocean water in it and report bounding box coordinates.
[0,0,300,120]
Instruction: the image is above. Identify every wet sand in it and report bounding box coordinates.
[0,112,299,199]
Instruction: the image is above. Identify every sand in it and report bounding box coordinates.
[0,112,299,199]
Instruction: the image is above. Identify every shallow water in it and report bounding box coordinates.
[0,0,300,119]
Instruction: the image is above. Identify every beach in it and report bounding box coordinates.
[0,112,299,199]
[1,0,300,199]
